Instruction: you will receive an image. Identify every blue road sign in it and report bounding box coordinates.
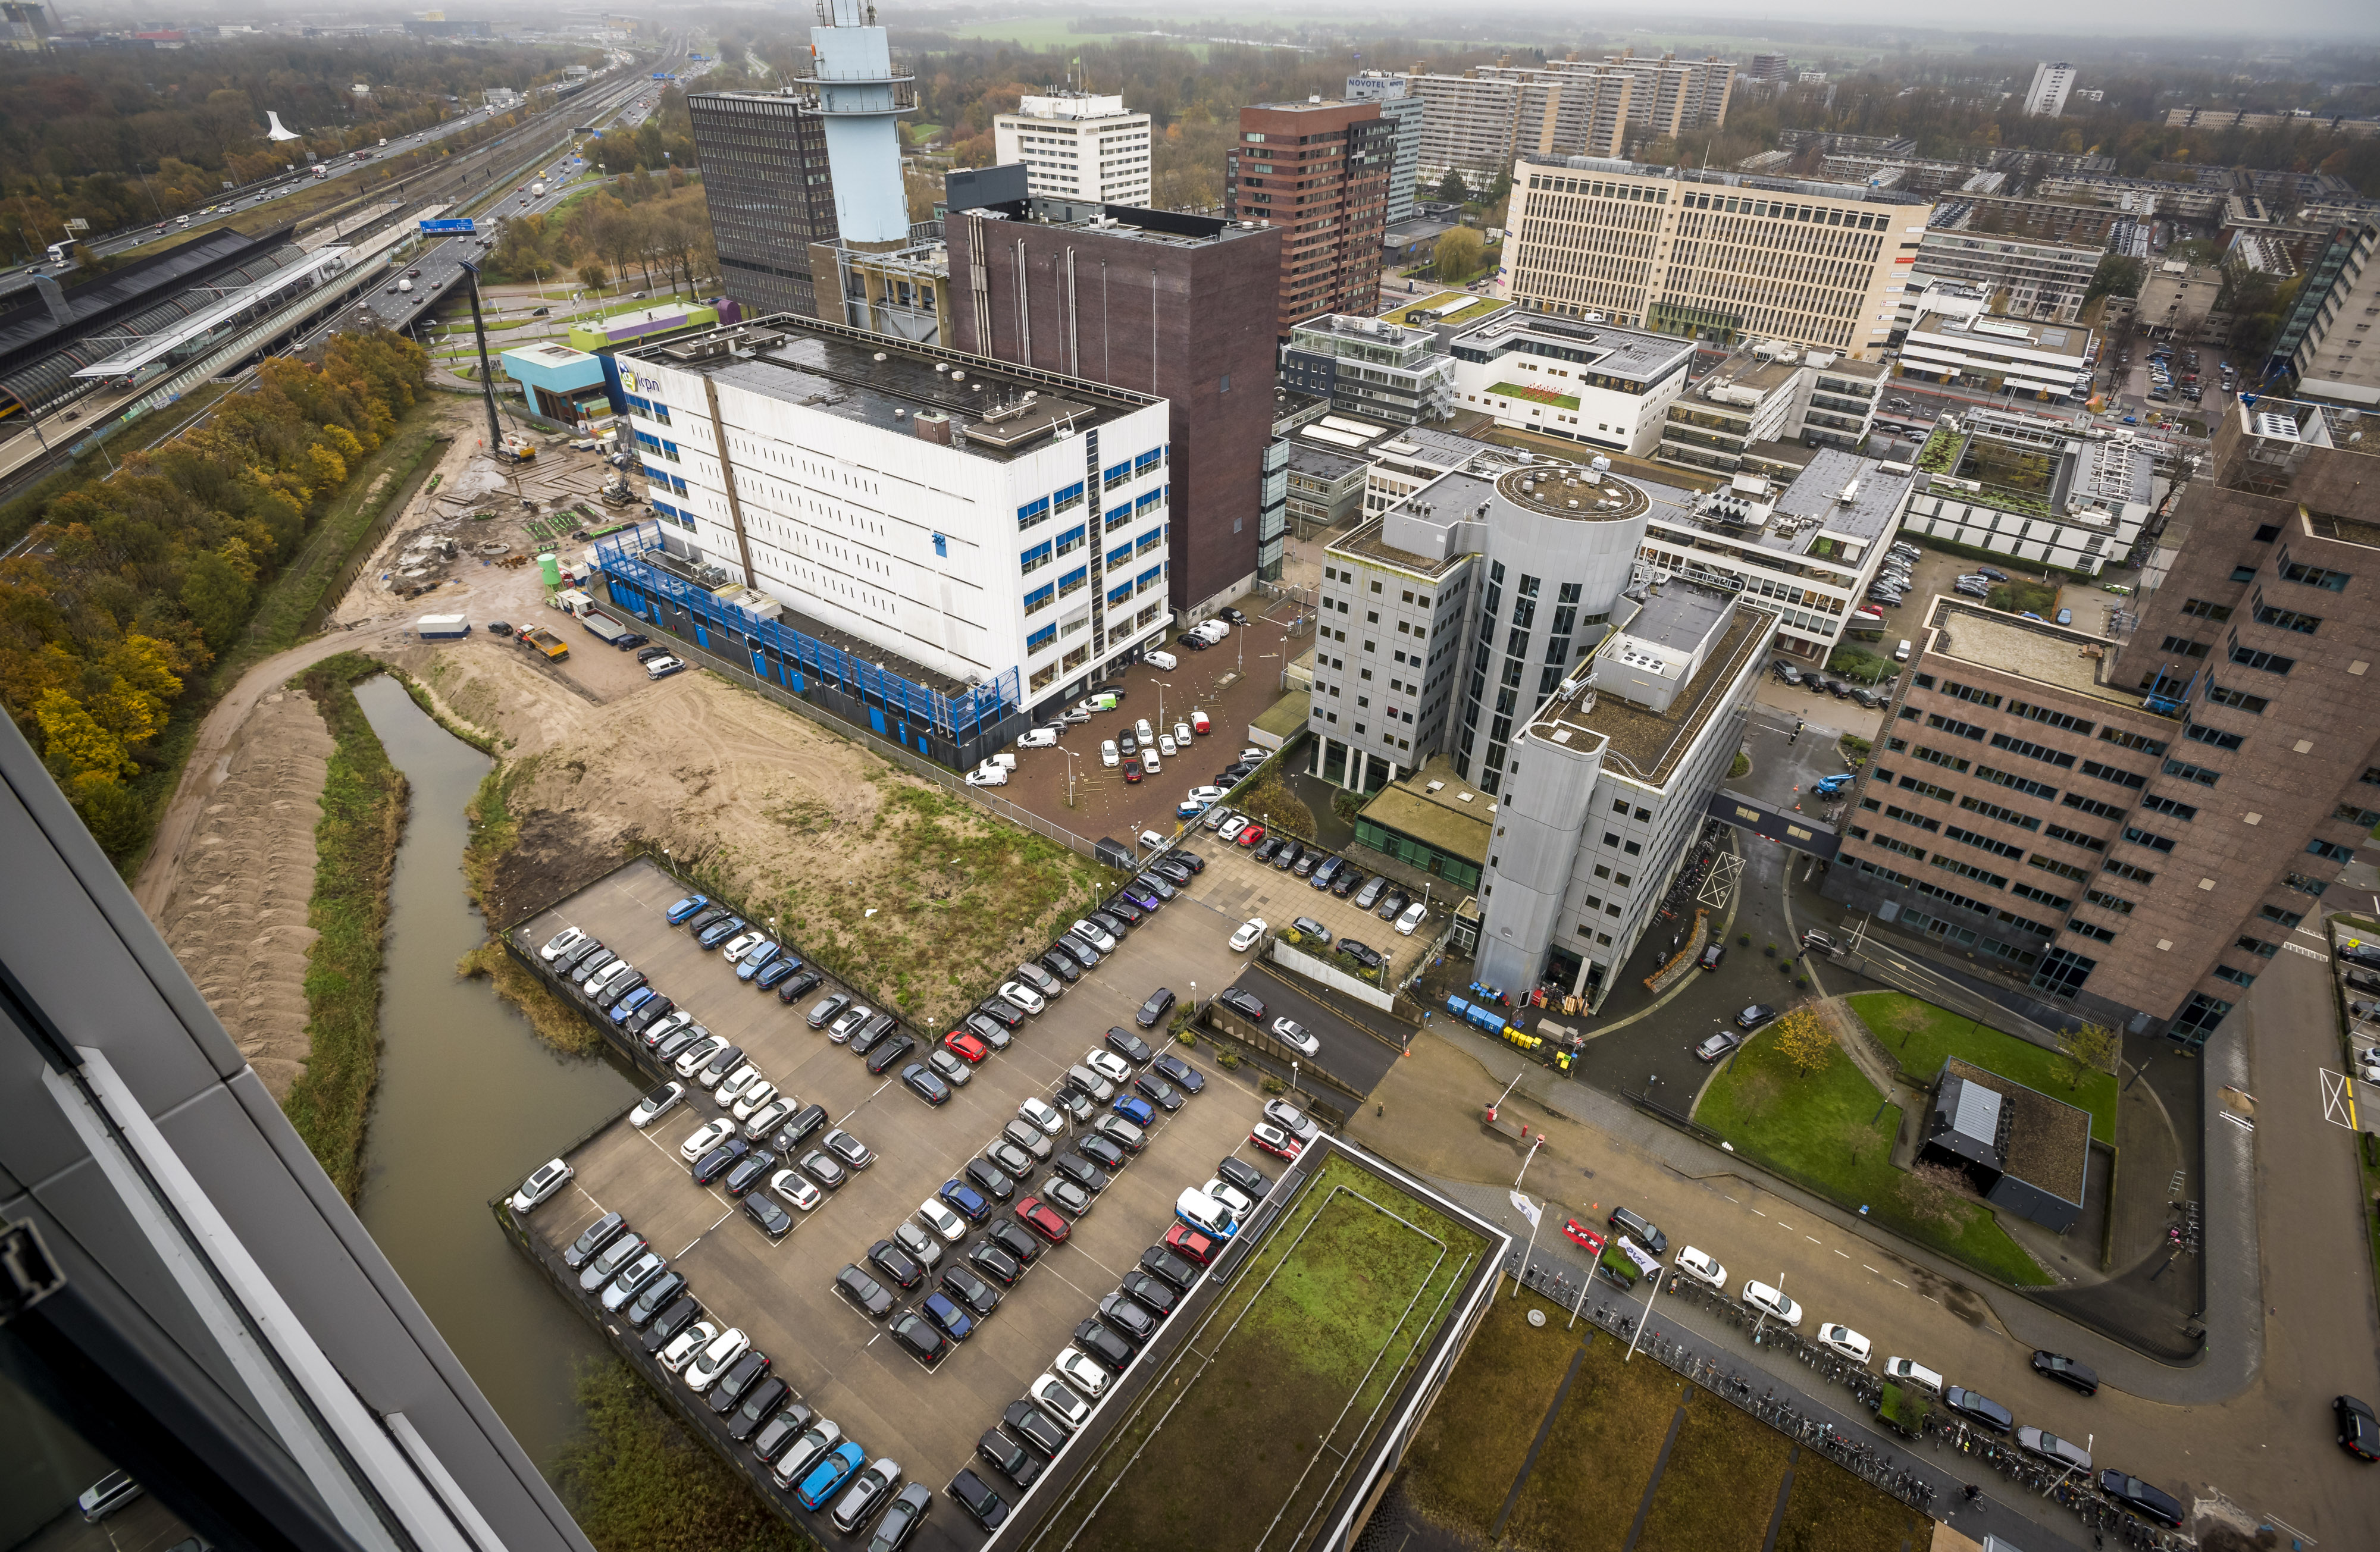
[419,218,477,234]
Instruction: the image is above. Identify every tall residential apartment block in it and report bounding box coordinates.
[992,92,1152,205]
[1225,99,1395,335]
[2022,62,2078,119]
[606,317,1175,757]
[1401,53,1734,181]
[2282,220,2380,409]
[1502,155,1934,359]
[944,195,1286,606]
[1825,396,2380,1049]
[688,90,839,316]
[1346,71,1425,222]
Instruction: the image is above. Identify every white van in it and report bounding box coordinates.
[1894,639,1912,663]
[1176,1187,1238,1240]
[1882,1356,1944,1395]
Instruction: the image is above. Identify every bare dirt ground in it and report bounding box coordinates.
[154,690,337,1099]
[387,630,1111,1030]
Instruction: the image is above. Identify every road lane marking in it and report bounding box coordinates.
[1834,1250,1850,1258]
[1806,1236,1821,1244]
[1750,1208,1766,1216]
[1863,1265,1882,1274]
[1892,1280,1908,1288]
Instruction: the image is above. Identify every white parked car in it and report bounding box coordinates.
[998,980,1045,1015]
[1202,1176,1253,1218]
[659,1320,719,1373]
[1140,748,1161,776]
[731,1080,779,1121]
[1741,1280,1803,1328]
[743,1096,796,1140]
[583,958,633,996]
[1030,1373,1093,1432]
[1174,722,1194,747]
[1883,1357,1944,1395]
[1085,1049,1132,1084]
[678,1118,737,1160]
[964,761,1009,786]
[540,926,587,961]
[719,930,764,961]
[1817,1324,1873,1365]
[674,1035,726,1078]
[509,1158,572,1212]
[1186,785,1227,805]
[771,1169,822,1212]
[1673,1246,1726,1290]
[1229,917,1267,952]
[1395,900,1427,936]
[1144,649,1178,670]
[1157,734,1177,757]
[917,1197,967,1243]
[1070,919,1117,953]
[1272,1017,1319,1055]
[628,1082,683,1128]
[641,654,683,680]
[1017,726,1060,748]
[714,1065,762,1106]
[1053,1346,1111,1399]
[1019,1096,1066,1135]
[1100,739,1120,768]
[684,1327,750,1391]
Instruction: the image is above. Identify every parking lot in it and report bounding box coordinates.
[1188,829,1444,994]
[508,859,1292,1550]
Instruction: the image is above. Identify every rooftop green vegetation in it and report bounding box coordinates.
[1026,1153,1488,1552]
[1850,992,2117,1142]
[1489,381,1582,411]
[1915,425,1965,475]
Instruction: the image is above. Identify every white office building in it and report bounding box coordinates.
[1900,407,2154,578]
[613,316,1176,715]
[1445,310,1693,455]
[1346,71,1426,224]
[2022,62,2077,119]
[994,93,1152,205]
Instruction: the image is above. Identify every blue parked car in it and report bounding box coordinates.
[697,915,746,949]
[756,955,803,990]
[735,940,779,980]
[797,1441,867,1511]
[609,986,656,1024]
[940,1179,989,1223]
[1812,773,1856,797]
[920,1290,975,1343]
[1120,883,1161,913]
[1111,1095,1155,1127]
[665,893,709,924]
[2055,607,2072,625]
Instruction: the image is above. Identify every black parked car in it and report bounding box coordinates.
[1107,1027,1155,1064]
[775,967,825,1002]
[1138,1246,1200,1292]
[724,1377,789,1443]
[2031,1351,2099,1396]
[1134,988,1176,1029]
[1050,1152,1110,1193]
[641,1296,703,1355]
[1002,1400,1067,1460]
[901,1062,951,1106]
[1077,1134,1128,1171]
[978,995,1028,1029]
[1118,1270,1178,1320]
[978,1426,1044,1489]
[1041,945,1085,982]
[965,1156,1017,1202]
[2097,1471,2184,1528]
[707,1350,771,1413]
[1216,1155,1270,1201]
[1072,1318,1135,1374]
[866,1031,916,1074]
[1133,1073,1184,1111]
[625,1271,688,1328]
[834,1263,895,1318]
[1097,1291,1157,1346]
[1943,1386,2012,1432]
[947,1468,1009,1530]
[987,1219,1042,1267]
[1216,986,1266,1021]
[941,1263,1003,1318]
[967,1240,1023,1287]
[721,1149,776,1197]
[868,1239,925,1290]
[1153,1052,1205,1093]
[743,1193,793,1239]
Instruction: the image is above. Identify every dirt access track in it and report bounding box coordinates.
[390,626,1114,1032]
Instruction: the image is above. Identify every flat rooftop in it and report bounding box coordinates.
[1451,309,1693,383]
[1358,756,1495,863]
[963,196,1264,250]
[1530,590,1773,787]
[1922,597,2141,709]
[1908,313,2091,361]
[1519,151,1933,208]
[1772,449,1914,545]
[1946,1057,2090,1206]
[1384,289,1511,329]
[628,316,1155,465]
[1285,442,1370,482]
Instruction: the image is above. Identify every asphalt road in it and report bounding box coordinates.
[1222,961,1402,1098]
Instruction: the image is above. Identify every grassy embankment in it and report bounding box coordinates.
[552,1359,811,1552]
[279,653,408,1201]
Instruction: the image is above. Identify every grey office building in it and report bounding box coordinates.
[689,91,840,318]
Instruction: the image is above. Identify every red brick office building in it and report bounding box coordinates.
[1225,99,1396,336]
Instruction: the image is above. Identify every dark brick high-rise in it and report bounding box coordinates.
[945,199,1284,613]
[1825,396,2380,1049]
[1225,99,1394,336]
[688,92,838,317]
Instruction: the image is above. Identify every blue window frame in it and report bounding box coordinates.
[1107,580,1135,607]
[1017,496,1051,530]
[1134,489,1164,516]
[1103,460,1132,490]
[1057,523,1088,556]
[1135,448,1164,478]
[1058,565,1089,596]
[1054,481,1086,513]
[1136,563,1165,592]
[1104,502,1133,532]
[1027,623,1057,653]
[1025,583,1056,614]
[1020,541,1054,573]
[1135,528,1164,557]
[1106,542,1133,569]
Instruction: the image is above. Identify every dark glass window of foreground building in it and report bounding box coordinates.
[688,92,838,318]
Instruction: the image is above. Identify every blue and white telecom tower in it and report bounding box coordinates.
[802,0,915,246]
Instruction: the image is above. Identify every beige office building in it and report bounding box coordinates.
[1503,155,1934,359]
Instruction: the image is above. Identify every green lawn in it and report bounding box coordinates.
[1850,991,2117,1142]
[1771,1451,1924,1552]
[1699,1024,2052,1286]
[1987,578,2061,617]
[1500,1337,1687,1552]
[1488,380,1582,410]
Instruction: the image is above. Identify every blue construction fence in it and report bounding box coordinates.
[593,523,1025,769]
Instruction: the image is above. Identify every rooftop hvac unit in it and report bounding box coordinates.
[1839,479,1861,504]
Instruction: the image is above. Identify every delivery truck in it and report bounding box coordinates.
[416,613,471,641]
[578,610,634,647]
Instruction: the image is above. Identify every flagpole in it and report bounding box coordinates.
[1507,1136,1544,1299]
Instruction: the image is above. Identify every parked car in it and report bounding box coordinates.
[2031,1350,2099,1395]
[509,1158,572,1212]
[1135,987,1176,1028]
[1816,1324,1872,1365]
[1944,1386,2013,1432]
[2335,1394,2380,1460]
[1673,1246,1725,1290]
[1606,1206,1667,1256]
[2015,1426,2092,1472]
[947,1468,1010,1530]
[1741,1280,1802,1328]
[1693,1030,1742,1062]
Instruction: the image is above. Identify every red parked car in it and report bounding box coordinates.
[942,1030,989,1064]
[1015,1197,1072,1244]
[1162,1222,1217,1266]
[1236,823,1267,847]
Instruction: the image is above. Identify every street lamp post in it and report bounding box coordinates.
[1508,1134,1545,1299]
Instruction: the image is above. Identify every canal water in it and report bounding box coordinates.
[350,674,641,1467]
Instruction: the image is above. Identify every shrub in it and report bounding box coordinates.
[1261,1076,1286,1095]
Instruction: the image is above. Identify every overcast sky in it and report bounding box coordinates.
[1439,1,2380,43]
